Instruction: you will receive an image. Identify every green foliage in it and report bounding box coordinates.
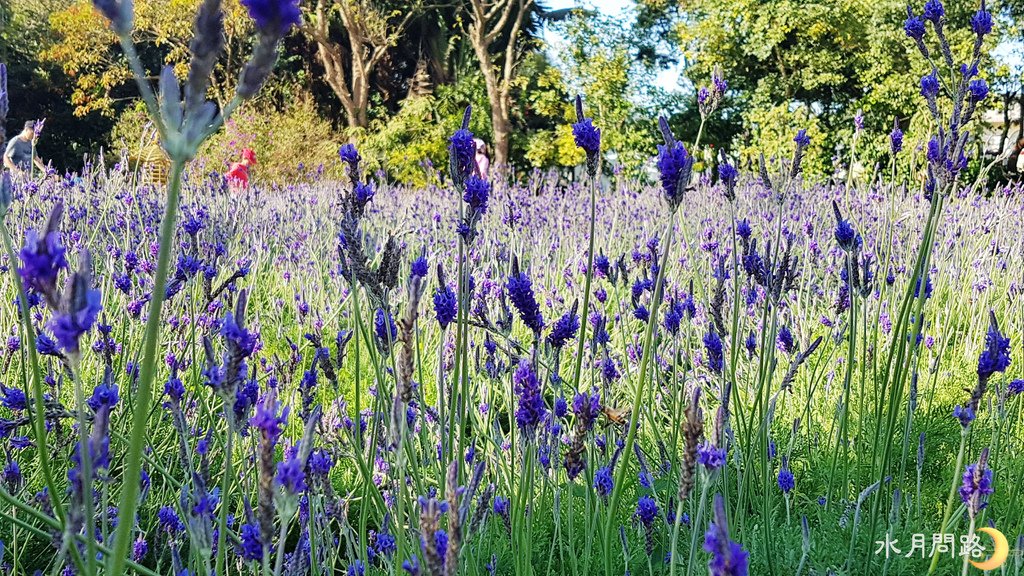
[517,56,583,170]
[740,103,828,175]
[525,11,659,176]
[0,0,114,167]
[43,0,255,117]
[637,0,1003,175]
[356,72,492,186]
[200,96,344,183]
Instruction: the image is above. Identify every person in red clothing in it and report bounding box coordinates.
[225,148,256,193]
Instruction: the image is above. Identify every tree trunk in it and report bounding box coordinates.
[490,100,511,167]
[1017,87,1024,145]
[306,0,378,130]
[999,91,1012,162]
[467,0,531,169]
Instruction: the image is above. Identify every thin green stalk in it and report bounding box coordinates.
[69,360,97,576]
[107,159,185,575]
[0,220,68,528]
[570,175,599,390]
[928,426,968,574]
[215,422,235,576]
[960,517,976,576]
[685,478,711,576]
[604,216,676,576]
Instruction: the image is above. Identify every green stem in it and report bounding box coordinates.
[928,426,968,574]
[107,159,185,575]
[215,422,235,576]
[604,215,677,575]
[570,174,599,389]
[0,220,67,527]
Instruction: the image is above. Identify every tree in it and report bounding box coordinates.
[302,0,416,129]
[521,11,660,174]
[43,0,255,117]
[466,0,536,167]
[1,0,115,168]
[635,0,1000,166]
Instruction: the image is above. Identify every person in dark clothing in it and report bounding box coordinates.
[3,120,45,176]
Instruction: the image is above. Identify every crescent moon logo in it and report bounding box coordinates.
[971,527,1009,571]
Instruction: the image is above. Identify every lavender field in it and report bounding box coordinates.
[0,0,1023,575]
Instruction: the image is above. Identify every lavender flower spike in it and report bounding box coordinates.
[704,493,749,575]
[959,448,993,519]
[91,0,134,34]
[50,251,103,354]
[237,0,301,98]
[655,116,693,211]
[0,62,8,122]
[573,95,601,177]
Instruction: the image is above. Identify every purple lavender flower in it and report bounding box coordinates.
[240,0,301,35]
[953,405,975,427]
[33,333,59,358]
[493,495,510,519]
[131,535,148,562]
[91,0,132,32]
[977,312,1010,382]
[250,393,288,446]
[0,385,26,411]
[221,311,257,357]
[718,161,738,202]
[573,96,601,176]
[794,129,810,148]
[554,396,568,419]
[432,284,457,330]
[958,448,993,518]
[594,466,614,500]
[971,3,992,35]
[572,391,601,432]
[411,255,428,279]
[276,453,306,494]
[777,457,795,494]
[573,118,601,157]
[513,360,546,436]
[635,495,659,525]
[697,442,727,471]
[923,0,944,23]
[890,119,904,154]
[656,140,692,209]
[832,201,859,252]
[402,555,421,575]
[920,73,940,99]
[1009,380,1024,396]
[354,181,375,206]
[339,143,361,177]
[448,122,476,189]
[0,63,7,121]
[968,78,988,102]
[88,382,119,412]
[463,176,490,212]
[3,460,22,490]
[704,494,748,575]
[904,7,926,39]
[18,222,68,298]
[704,330,724,374]
[238,523,263,560]
[777,326,796,354]
[507,263,544,335]
[50,253,102,353]
[158,506,185,534]
[547,305,580,349]
[374,308,397,348]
